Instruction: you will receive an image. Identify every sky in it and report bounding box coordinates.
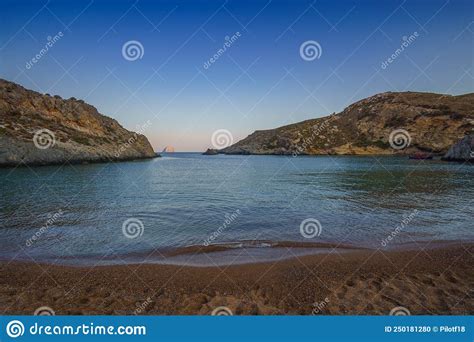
[1,0,473,151]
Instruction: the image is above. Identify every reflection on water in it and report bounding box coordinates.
[0,154,472,265]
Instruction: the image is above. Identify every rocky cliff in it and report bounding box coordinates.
[442,134,473,162]
[221,92,474,156]
[0,79,156,166]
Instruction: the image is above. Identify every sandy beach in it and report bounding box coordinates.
[1,244,472,315]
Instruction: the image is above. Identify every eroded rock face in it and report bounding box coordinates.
[222,92,474,156]
[442,135,474,162]
[0,79,156,166]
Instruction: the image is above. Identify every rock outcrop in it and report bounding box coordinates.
[0,79,156,167]
[442,134,474,162]
[221,92,474,156]
[162,146,175,153]
[202,148,219,155]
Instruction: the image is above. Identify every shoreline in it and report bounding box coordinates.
[3,239,470,268]
[0,154,158,169]
[2,152,469,169]
[1,243,472,315]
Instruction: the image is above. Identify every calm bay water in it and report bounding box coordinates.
[0,153,472,265]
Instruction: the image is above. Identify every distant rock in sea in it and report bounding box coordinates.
[221,91,474,156]
[0,79,156,167]
[202,148,219,155]
[162,146,175,153]
[442,134,473,162]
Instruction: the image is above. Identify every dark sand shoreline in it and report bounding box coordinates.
[5,239,469,268]
[11,241,368,267]
[1,244,473,315]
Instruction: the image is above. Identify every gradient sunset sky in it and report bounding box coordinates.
[1,0,473,151]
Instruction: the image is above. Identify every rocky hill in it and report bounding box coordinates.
[221,92,474,156]
[0,79,156,166]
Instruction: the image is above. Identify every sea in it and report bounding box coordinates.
[0,153,472,266]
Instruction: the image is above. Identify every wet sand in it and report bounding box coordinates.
[1,244,473,315]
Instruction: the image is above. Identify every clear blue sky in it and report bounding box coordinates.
[1,0,473,151]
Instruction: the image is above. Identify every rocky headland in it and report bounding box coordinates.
[0,79,156,167]
[218,91,474,157]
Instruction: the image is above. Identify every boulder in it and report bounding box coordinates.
[442,134,474,162]
[202,148,219,155]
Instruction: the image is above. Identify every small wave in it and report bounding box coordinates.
[196,241,275,249]
[156,156,181,160]
[163,240,364,257]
